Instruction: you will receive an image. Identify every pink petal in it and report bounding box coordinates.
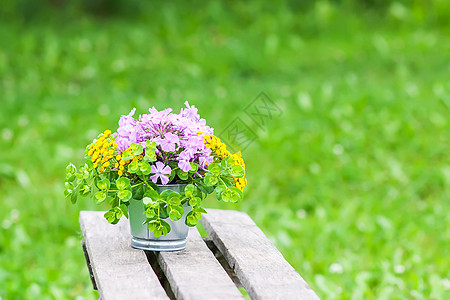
[162,165,172,175]
[150,175,159,184]
[160,175,169,185]
[154,161,164,171]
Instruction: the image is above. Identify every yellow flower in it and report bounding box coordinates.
[116,155,121,161]
[93,162,98,168]
[103,162,110,168]
[115,162,119,168]
[235,177,247,191]
[103,130,111,137]
[118,170,123,176]
[119,165,124,171]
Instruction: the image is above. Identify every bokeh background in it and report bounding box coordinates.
[1,0,449,299]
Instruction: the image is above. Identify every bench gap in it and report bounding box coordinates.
[145,251,177,300]
[197,222,251,299]
[142,223,251,300]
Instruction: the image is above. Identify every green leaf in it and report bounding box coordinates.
[160,189,173,201]
[144,190,161,201]
[145,208,156,219]
[96,178,110,191]
[95,191,107,204]
[221,187,242,203]
[189,162,199,173]
[119,204,129,219]
[220,158,228,169]
[80,184,90,196]
[169,205,183,221]
[220,176,234,187]
[65,173,76,182]
[64,188,72,197]
[66,163,77,174]
[204,173,218,186]
[116,177,130,190]
[70,190,77,204]
[215,185,226,200]
[142,197,153,206]
[160,220,171,236]
[121,150,133,161]
[128,160,139,173]
[159,204,169,219]
[144,141,157,162]
[225,156,235,166]
[144,152,156,162]
[184,184,196,197]
[189,197,201,207]
[117,190,132,202]
[132,184,145,200]
[168,192,181,206]
[115,207,123,220]
[146,140,157,151]
[139,162,151,175]
[185,211,199,227]
[132,143,143,156]
[64,181,74,190]
[104,209,116,223]
[195,207,207,214]
[197,182,214,195]
[229,164,245,178]
[153,227,163,238]
[177,169,189,180]
[148,220,158,232]
[208,163,221,176]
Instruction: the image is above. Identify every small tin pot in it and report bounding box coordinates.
[128,184,191,251]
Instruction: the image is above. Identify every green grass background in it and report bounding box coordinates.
[1,1,449,299]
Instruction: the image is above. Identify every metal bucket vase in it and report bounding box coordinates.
[128,184,191,251]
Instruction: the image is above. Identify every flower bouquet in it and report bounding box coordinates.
[65,102,246,250]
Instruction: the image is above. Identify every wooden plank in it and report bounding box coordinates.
[200,209,320,300]
[154,227,244,300]
[79,211,169,300]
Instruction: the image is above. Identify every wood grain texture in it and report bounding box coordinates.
[200,209,320,300]
[79,211,169,300]
[155,227,244,300]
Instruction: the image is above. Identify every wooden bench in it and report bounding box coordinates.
[80,209,319,300]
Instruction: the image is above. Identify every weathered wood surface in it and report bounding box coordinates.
[200,209,320,300]
[79,211,169,300]
[155,227,244,300]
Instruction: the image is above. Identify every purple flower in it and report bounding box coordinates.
[159,132,179,152]
[199,155,213,168]
[180,101,200,121]
[150,162,172,185]
[178,160,191,172]
[114,102,216,179]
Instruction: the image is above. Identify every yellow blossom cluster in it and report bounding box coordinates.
[114,147,143,176]
[87,130,117,173]
[204,134,231,159]
[230,151,245,169]
[235,177,247,191]
[204,134,247,191]
[230,151,247,191]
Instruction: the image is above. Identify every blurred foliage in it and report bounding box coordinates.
[1,0,449,299]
